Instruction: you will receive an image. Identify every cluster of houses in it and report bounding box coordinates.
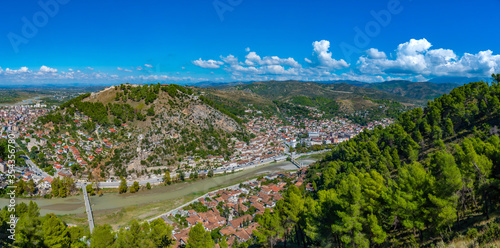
[164,170,307,247]
[245,116,393,149]
[0,103,122,194]
[176,124,287,172]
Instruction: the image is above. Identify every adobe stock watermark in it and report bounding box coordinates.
[6,133,18,241]
[339,0,412,63]
[213,0,243,22]
[7,0,71,53]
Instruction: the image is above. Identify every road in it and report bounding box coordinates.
[74,150,330,188]
[82,183,95,233]
[19,136,329,189]
[14,141,52,179]
[147,179,257,223]
[25,158,51,179]
[75,154,289,188]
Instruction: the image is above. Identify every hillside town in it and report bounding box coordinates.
[1,96,392,197]
[158,169,308,247]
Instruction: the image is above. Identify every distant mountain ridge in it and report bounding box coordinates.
[196,78,482,101]
[428,76,490,84]
[359,80,460,100]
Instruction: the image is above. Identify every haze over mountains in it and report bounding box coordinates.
[197,78,468,102]
[4,75,490,104]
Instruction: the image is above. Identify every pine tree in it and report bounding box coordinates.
[186,223,214,248]
[91,224,115,248]
[253,208,282,248]
[14,202,42,247]
[149,218,174,247]
[42,213,71,248]
[219,236,229,248]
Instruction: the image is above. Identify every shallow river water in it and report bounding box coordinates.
[0,158,317,216]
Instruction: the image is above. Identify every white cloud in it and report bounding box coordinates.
[181,67,186,70]
[117,67,132,72]
[86,67,94,70]
[192,58,224,69]
[244,51,300,68]
[5,67,29,74]
[357,38,500,77]
[220,55,238,65]
[244,52,260,66]
[144,64,153,68]
[366,48,387,59]
[245,47,250,52]
[262,65,299,75]
[39,65,57,73]
[308,40,349,70]
[136,66,143,71]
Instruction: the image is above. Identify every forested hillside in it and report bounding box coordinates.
[361,80,459,100]
[201,81,413,124]
[264,77,500,247]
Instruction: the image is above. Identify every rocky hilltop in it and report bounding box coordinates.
[39,83,249,179]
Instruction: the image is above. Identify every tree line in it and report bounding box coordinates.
[263,77,500,247]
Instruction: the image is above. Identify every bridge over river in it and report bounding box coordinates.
[82,184,95,233]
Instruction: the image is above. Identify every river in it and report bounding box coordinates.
[0,157,318,216]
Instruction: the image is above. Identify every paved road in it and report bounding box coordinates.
[25,158,51,179]
[74,150,329,188]
[147,179,257,223]
[82,183,95,233]
[15,141,52,179]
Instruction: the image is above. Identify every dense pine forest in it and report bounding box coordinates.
[269,76,500,247]
[2,77,500,247]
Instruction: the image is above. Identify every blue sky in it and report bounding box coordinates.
[1,0,499,85]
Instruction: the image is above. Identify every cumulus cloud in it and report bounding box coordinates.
[366,48,387,59]
[117,67,132,72]
[220,55,238,65]
[5,67,29,74]
[86,67,94,70]
[245,47,250,52]
[192,58,224,69]
[308,40,349,70]
[144,64,153,68]
[357,38,500,77]
[244,51,300,68]
[39,65,57,73]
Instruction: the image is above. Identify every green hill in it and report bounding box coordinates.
[273,78,500,247]
[231,80,417,103]
[37,83,249,178]
[202,80,416,124]
[361,80,460,100]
